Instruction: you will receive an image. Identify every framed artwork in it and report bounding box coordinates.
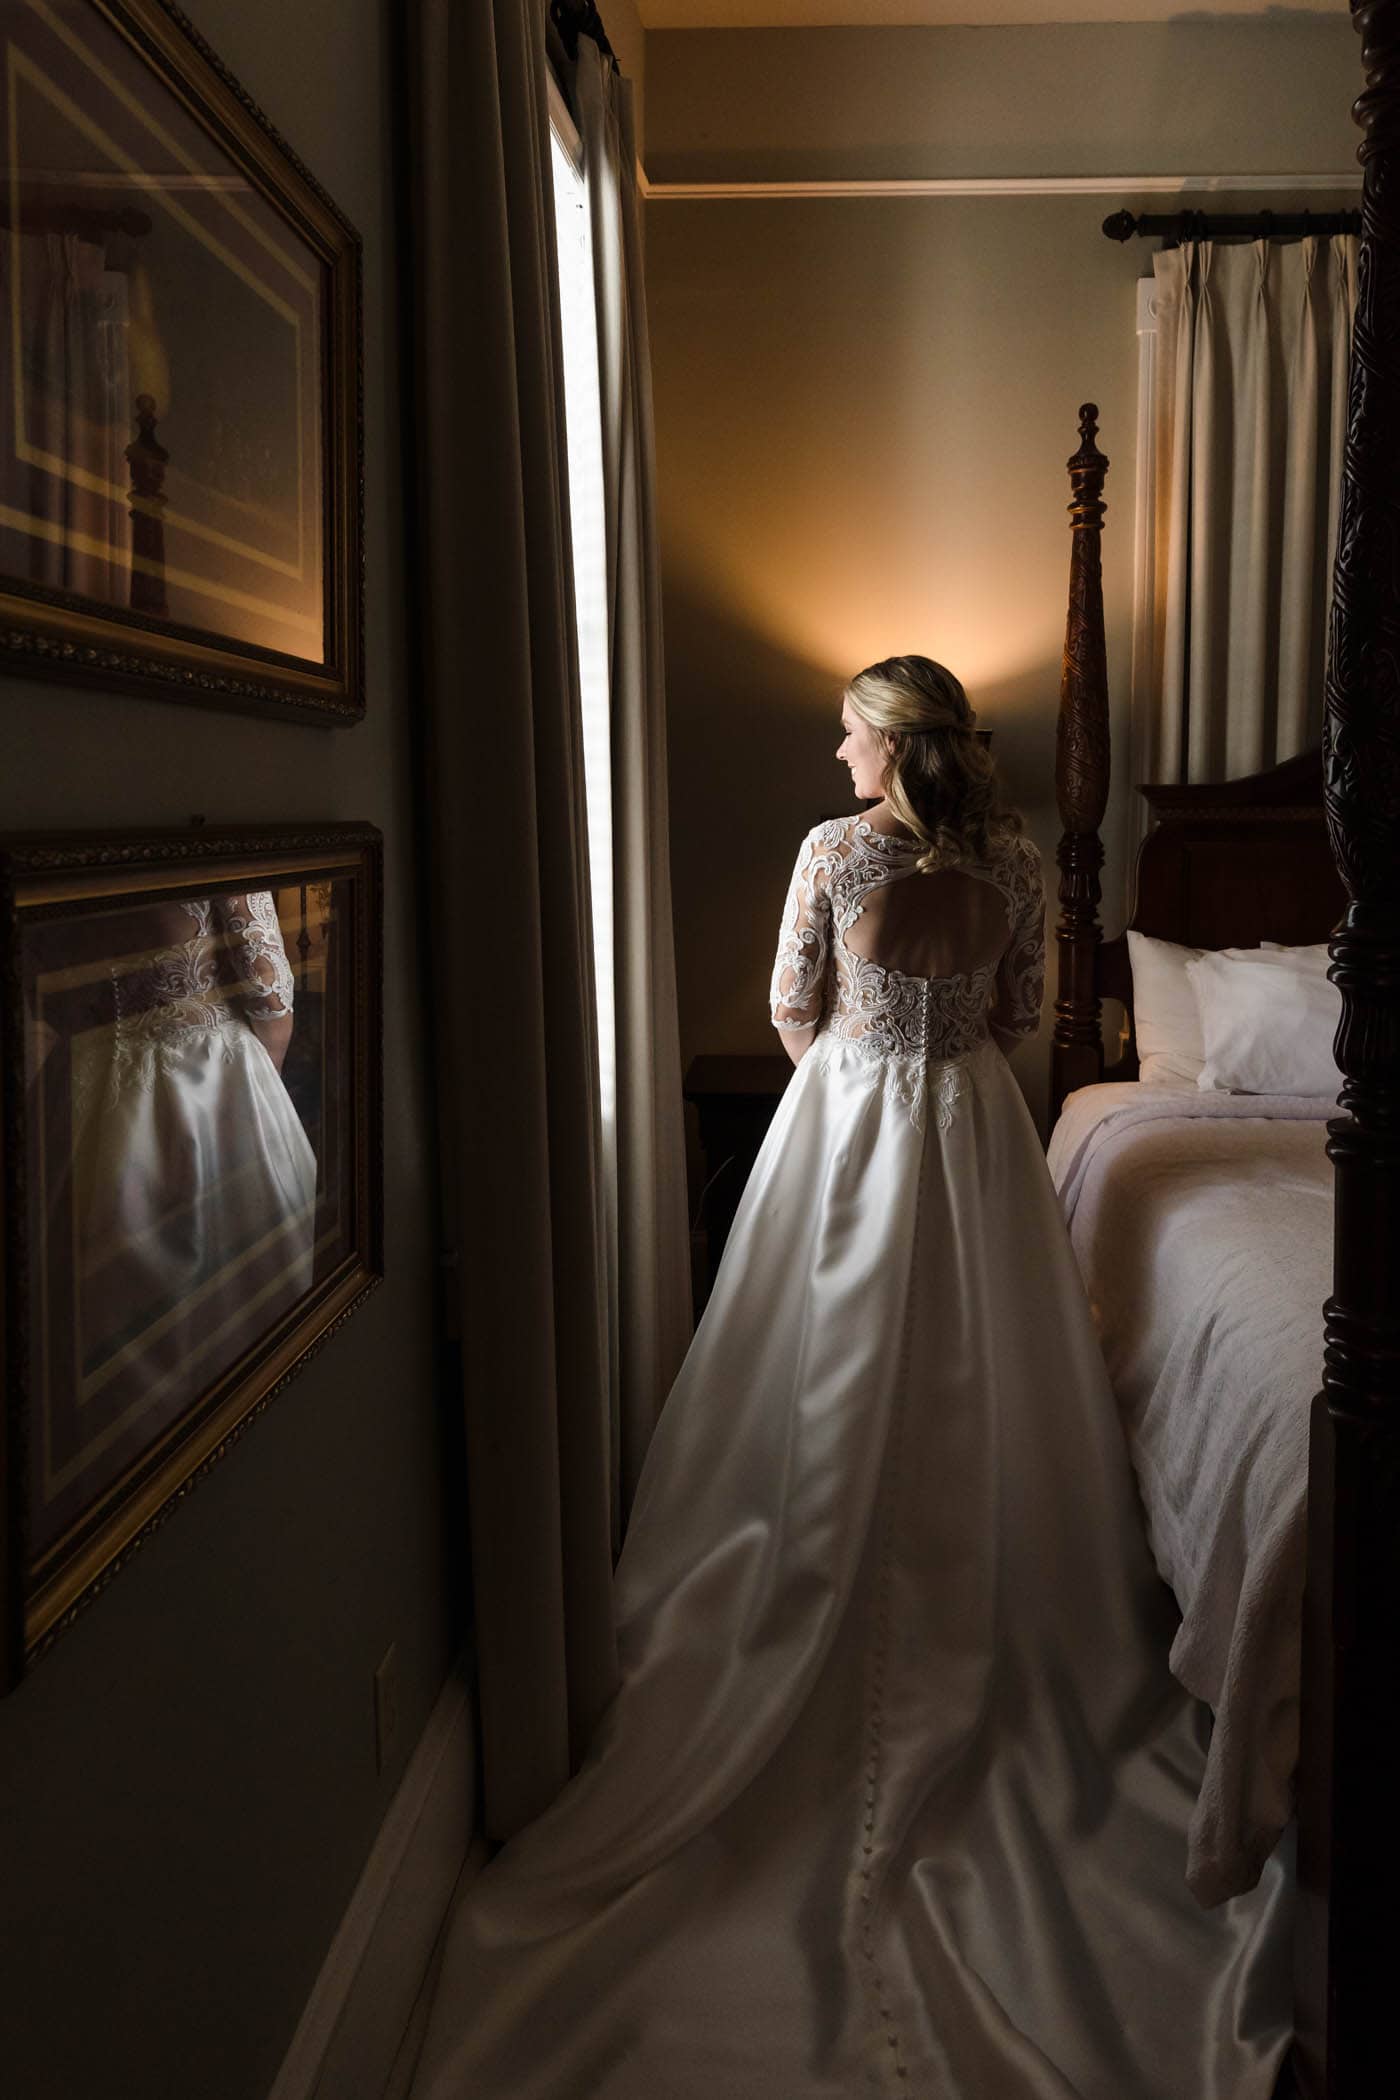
[0,1,364,721]
[0,822,382,1687]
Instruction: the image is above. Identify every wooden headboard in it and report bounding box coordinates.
[1094,749,1346,1085]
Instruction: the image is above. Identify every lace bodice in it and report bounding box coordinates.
[769,817,1045,1127]
[78,891,296,1113]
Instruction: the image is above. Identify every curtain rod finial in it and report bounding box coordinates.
[1102,210,1136,242]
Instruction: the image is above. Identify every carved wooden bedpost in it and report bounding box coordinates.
[1050,405,1111,1124]
[1295,5,1400,2093]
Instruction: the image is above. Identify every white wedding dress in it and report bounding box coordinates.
[68,891,317,1413]
[410,817,1292,2100]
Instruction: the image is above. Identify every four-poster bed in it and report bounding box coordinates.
[1048,7,1399,2089]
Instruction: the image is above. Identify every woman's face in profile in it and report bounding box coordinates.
[836,699,890,803]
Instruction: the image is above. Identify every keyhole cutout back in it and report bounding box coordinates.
[842,864,1013,983]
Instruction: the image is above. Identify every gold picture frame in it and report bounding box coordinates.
[0,1,364,721]
[0,822,383,1688]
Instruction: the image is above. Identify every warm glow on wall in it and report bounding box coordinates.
[667,517,1055,722]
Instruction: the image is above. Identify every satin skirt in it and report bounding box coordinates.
[411,1038,1292,2099]
[70,1021,317,1393]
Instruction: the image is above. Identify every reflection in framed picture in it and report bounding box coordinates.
[0,1,363,721]
[0,823,382,1687]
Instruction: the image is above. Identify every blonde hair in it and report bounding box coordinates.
[845,654,1021,873]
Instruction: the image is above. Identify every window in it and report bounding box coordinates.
[549,94,615,1135]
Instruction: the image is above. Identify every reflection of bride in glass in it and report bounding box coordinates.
[69,889,317,1408]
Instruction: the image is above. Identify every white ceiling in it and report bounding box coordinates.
[636,2,1343,27]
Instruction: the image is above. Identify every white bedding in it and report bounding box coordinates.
[1048,1081,1333,1905]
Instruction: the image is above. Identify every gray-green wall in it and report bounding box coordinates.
[0,4,457,2096]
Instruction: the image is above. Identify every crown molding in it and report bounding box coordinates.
[637,168,1359,201]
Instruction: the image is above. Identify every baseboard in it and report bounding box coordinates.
[267,1653,480,2100]
[380,1839,490,2100]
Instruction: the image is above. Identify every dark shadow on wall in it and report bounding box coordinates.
[663,567,854,1068]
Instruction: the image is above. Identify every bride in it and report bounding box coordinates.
[410,657,1292,2100]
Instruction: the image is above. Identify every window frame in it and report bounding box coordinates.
[548,70,584,179]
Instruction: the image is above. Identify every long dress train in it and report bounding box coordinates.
[409,817,1292,2100]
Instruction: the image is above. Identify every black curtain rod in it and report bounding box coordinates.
[551,0,617,70]
[1104,206,1361,245]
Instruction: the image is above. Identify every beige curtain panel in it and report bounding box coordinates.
[1133,235,1357,786]
[572,42,692,1532]
[409,0,618,1843]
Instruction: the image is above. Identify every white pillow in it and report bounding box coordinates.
[1126,931,1207,1086]
[1185,950,1342,1097]
[1125,931,1269,1086]
[1260,940,1332,971]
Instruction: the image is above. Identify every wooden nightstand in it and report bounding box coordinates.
[682,1054,792,1303]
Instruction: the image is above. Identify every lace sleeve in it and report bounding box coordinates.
[215,891,296,1020]
[989,840,1046,1046]
[770,826,836,1032]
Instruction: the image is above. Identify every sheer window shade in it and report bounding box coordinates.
[551,125,617,1138]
